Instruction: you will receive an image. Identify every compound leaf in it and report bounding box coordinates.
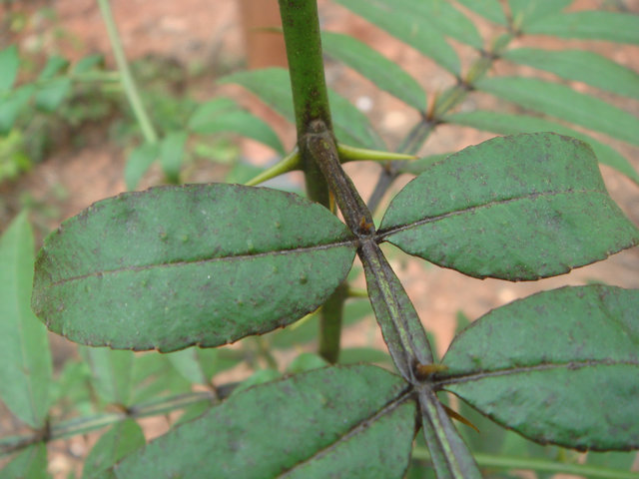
[32,184,356,351]
[115,365,415,478]
[379,133,638,281]
[439,285,639,451]
[444,110,638,183]
[83,419,145,479]
[525,11,639,44]
[0,212,52,429]
[332,0,460,75]
[322,31,427,111]
[220,68,384,149]
[502,48,639,99]
[475,76,638,145]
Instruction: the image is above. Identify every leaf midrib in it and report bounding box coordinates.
[435,358,638,387]
[46,238,358,287]
[377,188,607,240]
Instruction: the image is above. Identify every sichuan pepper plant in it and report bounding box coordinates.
[1,0,638,478]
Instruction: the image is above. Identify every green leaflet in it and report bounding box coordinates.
[475,76,638,145]
[115,365,415,478]
[0,213,52,429]
[187,98,285,155]
[502,48,639,99]
[525,11,639,44]
[0,45,19,92]
[439,285,639,451]
[322,31,426,111]
[159,131,187,183]
[444,110,638,183]
[0,443,48,479]
[379,133,638,281]
[220,68,384,149]
[35,77,72,112]
[80,346,134,406]
[124,142,159,191]
[0,85,35,134]
[508,0,572,29]
[456,0,507,26]
[83,420,146,478]
[331,0,460,75]
[32,184,356,351]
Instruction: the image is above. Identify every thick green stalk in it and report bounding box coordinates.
[278,0,339,353]
[278,0,332,209]
[97,0,158,144]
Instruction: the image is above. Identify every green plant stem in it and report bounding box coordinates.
[278,0,340,358]
[97,0,158,145]
[412,446,637,479]
[318,283,348,363]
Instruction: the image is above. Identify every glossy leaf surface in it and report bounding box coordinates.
[322,32,426,111]
[332,0,460,75]
[503,48,639,99]
[475,76,638,145]
[32,184,356,351]
[440,285,639,450]
[445,110,638,182]
[0,213,52,428]
[380,133,639,280]
[526,11,639,44]
[187,98,285,155]
[83,420,145,478]
[115,365,415,478]
[220,68,384,149]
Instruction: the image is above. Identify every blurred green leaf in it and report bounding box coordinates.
[116,365,415,478]
[0,443,47,479]
[381,133,639,280]
[339,347,391,366]
[0,212,52,429]
[230,368,281,397]
[160,131,188,183]
[286,352,329,374]
[475,76,638,145]
[37,55,69,80]
[72,54,104,74]
[456,0,507,26]
[508,0,572,29]
[0,85,34,134]
[0,45,19,92]
[166,347,209,385]
[322,31,427,111]
[503,48,638,99]
[189,108,285,155]
[399,153,451,175]
[80,346,134,406]
[32,184,357,352]
[332,0,460,75]
[445,110,639,183]
[35,77,71,112]
[83,419,145,478]
[525,11,639,44]
[441,285,639,450]
[124,142,159,191]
